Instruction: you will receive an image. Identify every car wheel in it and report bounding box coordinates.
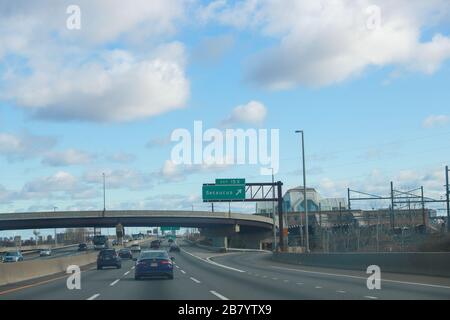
[134,276,140,280]
[117,265,122,269]
[97,266,102,270]
[168,274,174,280]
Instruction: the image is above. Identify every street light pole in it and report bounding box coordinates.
[102,173,106,213]
[296,130,310,253]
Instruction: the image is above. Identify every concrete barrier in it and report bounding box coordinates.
[272,252,450,278]
[0,252,98,287]
[183,239,271,254]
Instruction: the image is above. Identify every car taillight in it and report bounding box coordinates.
[160,260,171,265]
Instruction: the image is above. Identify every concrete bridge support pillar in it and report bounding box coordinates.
[211,236,228,249]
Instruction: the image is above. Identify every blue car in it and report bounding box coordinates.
[134,250,174,280]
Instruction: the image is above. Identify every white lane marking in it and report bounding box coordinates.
[210,290,229,301]
[365,296,378,300]
[262,275,268,278]
[124,271,130,276]
[296,282,303,285]
[337,290,346,294]
[270,265,450,290]
[190,277,201,284]
[175,265,180,269]
[131,266,135,270]
[283,280,290,283]
[180,270,186,274]
[110,279,120,286]
[181,248,246,273]
[272,277,278,280]
[87,294,100,300]
[315,286,323,289]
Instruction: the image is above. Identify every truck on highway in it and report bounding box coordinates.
[93,235,110,250]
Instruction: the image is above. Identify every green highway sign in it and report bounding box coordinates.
[216,178,245,185]
[161,227,180,231]
[203,184,246,201]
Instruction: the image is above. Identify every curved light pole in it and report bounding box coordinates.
[295,130,310,253]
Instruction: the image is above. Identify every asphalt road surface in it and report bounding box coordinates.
[1,241,449,300]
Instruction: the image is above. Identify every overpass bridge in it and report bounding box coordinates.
[0,210,274,249]
[0,210,273,231]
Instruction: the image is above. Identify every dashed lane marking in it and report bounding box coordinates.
[87,294,100,300]
[210,290,229,300]
[190,277,201,284]
[110,279,120,286]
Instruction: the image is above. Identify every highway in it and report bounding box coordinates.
[0,240,449,300]
[23,245,86,261]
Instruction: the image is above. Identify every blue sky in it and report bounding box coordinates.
[1,1,450,237]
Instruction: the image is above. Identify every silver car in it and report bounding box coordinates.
[2,251,24,263]
[40,249,52,257]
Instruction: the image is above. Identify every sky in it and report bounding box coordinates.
[1,0,450,237]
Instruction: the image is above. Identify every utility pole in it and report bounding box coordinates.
[295,130,310,253]
[271,168,277,251]
[102,173,106,217]
[277,181,285,251]
[446,166,450,233]
[421,186,426,229]
[390,181,395,229]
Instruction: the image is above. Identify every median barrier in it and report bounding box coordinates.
[272,252,450,278]
[0,251,98,286]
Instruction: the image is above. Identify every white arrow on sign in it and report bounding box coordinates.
[235,189,243,196]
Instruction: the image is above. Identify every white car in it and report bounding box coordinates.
[40,249,52,257]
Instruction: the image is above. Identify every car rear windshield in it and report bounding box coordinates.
[139,251,168,260]
[100,250,115,256]
[5,252,18,256]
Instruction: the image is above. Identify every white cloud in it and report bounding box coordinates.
[19,171,98,201]
[0,1,190,122]
[159,159,230,182]
[83,169,153,191]
[42,149,95,167]
[423,114,450,128]
[201,0,450,89]
[192,34,235,65]
[4,47,189,122]
[0,131,57,162]
[221,101,267,126]
[107,152,136,164]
